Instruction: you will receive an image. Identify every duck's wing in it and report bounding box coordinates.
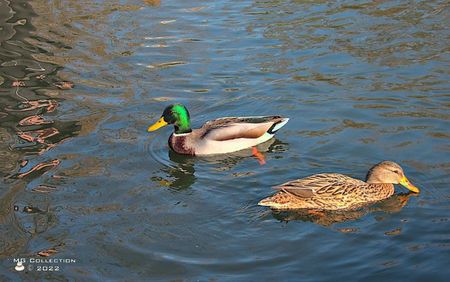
[200,116,288,141]
[273,173,367,198]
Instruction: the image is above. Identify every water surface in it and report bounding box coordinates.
[1,0,449,280]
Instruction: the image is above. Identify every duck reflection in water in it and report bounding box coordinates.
[270,192,417,226]
[197,137,279,170]
[153,138,287,190]
[156,149,197,190]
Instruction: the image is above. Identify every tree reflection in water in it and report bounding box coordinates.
[0,0,80,258]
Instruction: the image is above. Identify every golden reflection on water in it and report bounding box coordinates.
[271,193,416,226]
[0,0,82,259]
[13,159,60,179]
[143,0,161,7]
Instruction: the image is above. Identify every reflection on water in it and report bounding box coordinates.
[0,0,79,260]
[151,138,283,190]
[12,159,60,180]
[1,0,449,280]
[156,150,197,190]
[271,193,416,227]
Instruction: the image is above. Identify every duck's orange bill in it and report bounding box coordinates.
[399,176,420,193]
[148,117,168,132]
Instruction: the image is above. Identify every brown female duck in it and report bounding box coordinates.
[258,161,420,210]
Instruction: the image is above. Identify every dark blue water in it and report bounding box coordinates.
[1,0,449,280]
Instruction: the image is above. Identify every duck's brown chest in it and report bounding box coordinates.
[366,183,395,200]
[169,134,195,155]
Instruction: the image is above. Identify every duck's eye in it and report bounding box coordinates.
[392,170,400,174]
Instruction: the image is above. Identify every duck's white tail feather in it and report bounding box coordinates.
[268,118,289,134]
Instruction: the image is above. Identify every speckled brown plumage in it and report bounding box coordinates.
[259,161,419,211]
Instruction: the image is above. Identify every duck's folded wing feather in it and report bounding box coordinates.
[201,116,284,141]
[273,173,366,198]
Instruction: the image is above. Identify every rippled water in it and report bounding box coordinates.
[1,0,449,280]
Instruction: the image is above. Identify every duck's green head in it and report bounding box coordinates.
[148,104,192,134]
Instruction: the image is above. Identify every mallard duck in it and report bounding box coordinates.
[147,104,289,155]
[258,161,419,210]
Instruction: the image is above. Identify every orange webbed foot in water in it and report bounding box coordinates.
[252,147,266,165]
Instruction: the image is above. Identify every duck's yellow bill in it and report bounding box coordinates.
[148,117,168,132]
[399,176,420,193]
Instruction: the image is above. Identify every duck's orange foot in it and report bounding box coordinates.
[252,147,266,165]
